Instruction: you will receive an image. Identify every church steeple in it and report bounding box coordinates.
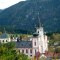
[35,12,42,29]
[34,12,44,36]
[33,12,44,37]
[37,12,41,28]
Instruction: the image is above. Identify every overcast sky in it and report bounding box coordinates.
[0,0,26,9]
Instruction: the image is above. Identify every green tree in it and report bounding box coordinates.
[0,42,30,60]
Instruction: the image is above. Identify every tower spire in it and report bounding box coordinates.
[37,12,41,28]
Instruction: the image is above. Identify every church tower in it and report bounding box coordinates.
[32,12,48,55]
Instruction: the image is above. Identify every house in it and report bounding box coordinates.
[0,32,11,43]
[15,26,48,58]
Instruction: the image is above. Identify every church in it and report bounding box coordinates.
[0,32,11,43]
[0,22,48,58]
[15,25,48,58]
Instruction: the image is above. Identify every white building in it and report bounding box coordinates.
[15,26,48,58]
[0,32,11,43]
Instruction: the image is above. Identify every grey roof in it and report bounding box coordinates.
[0,33,9,38]
[15,41,32,48]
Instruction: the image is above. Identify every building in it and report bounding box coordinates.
[15,26,48,58]
[0,32,11,43]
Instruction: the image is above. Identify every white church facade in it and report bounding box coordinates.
[16,26,48,58]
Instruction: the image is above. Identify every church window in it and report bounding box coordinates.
[6,40,7,42]
[30,49,32,53]
[35,50,36,54]
[3,40,4,42]
[26,49,28,53]
[22,50,24,53]
[34,42,36,46]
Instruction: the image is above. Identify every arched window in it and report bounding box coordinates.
[35,50,36,54]
[6,40,7,42]
[3,40,4,42]
[26,49,28,53]
[22,50,24,53]
[34,42,36,46]
[30,49,32,53]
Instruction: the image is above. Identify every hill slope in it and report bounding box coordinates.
[0,0,60,33]
[0,9,2,13]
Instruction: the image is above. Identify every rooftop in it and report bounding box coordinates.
[15,41,32,48]
[0,33,9,38]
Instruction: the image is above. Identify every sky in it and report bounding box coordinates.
[0,0,26,9]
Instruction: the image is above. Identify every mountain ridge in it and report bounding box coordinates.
[0,0,60,33]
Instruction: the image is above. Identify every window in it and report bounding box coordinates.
[30,49,32,53]
[6,40,7,42]
[30,55,32,57]
[35,50,36,54]
[3,40,4,42]
[34,42,36,46]
[26,49,28,53]
[22,50,24,53]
